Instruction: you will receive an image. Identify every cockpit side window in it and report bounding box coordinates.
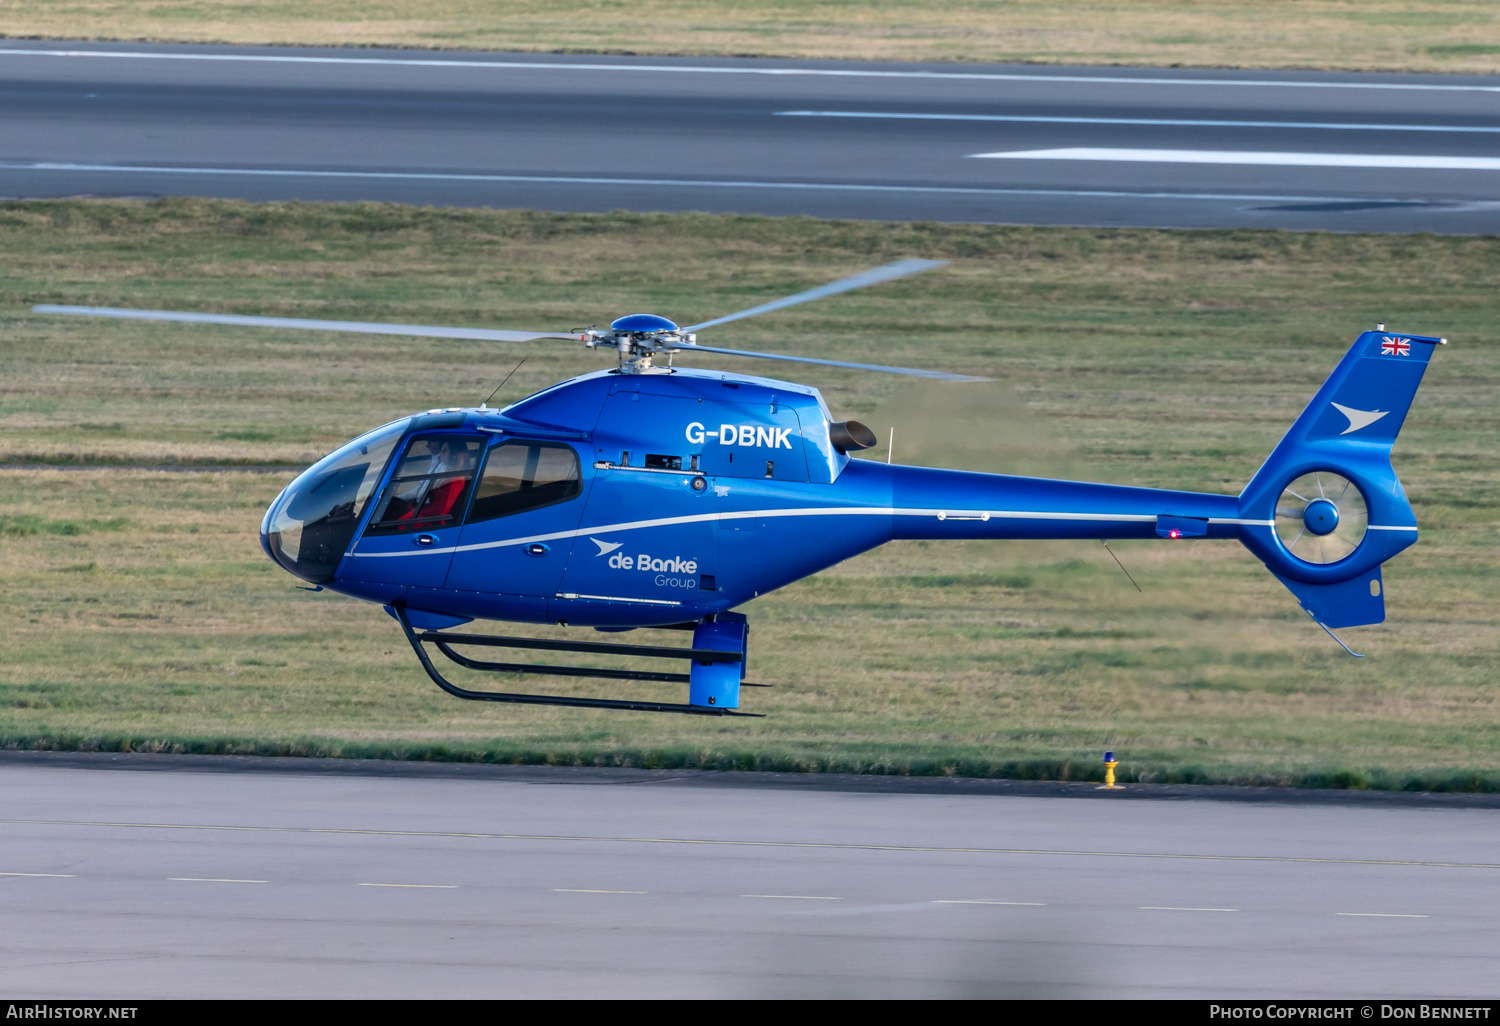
[466,441,581,524]
[364,435,485,536]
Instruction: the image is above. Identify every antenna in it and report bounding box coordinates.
[480,356,527,409]
[887,427,894,465]
[1100,540,1142,593]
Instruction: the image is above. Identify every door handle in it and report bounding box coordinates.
[525,543,550,557]
[415,534,436,547]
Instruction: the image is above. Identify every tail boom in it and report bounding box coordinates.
[878,463,1240,541]
[825,327,1439,635]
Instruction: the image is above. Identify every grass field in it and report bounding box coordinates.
[4,1,1500,75]
[1,199,1497,789]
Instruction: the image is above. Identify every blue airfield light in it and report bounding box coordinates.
[1101,751,1121,790]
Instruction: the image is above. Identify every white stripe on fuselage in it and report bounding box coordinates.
[345,507,1277,559]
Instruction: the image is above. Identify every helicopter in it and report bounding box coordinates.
[36,260,1443,716]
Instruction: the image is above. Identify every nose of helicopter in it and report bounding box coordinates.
[261,418,410,584]
[258,499,277,562]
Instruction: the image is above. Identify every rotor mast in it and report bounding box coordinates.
[582,315,696,374]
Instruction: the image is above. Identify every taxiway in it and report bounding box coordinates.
[2,754,1496,998]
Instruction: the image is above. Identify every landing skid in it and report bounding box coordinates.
[392,604,764,716]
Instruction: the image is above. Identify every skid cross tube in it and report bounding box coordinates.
[392,606,763,716]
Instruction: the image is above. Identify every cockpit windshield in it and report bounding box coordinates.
[262,418,409,583]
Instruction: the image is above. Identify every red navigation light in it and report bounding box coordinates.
[1169,530,1180,538]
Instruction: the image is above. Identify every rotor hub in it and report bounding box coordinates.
[1303,498,1340,536]
[609,314,679,333]
[583,318,696,375]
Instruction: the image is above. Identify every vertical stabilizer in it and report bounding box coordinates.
[1237,329,1443,628]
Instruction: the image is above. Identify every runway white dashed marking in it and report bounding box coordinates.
[781,111,1500,135]
[973,148,1500,170]
[8,818,1497,869]
[1335,912,1430,918]
[0,869,1446,919]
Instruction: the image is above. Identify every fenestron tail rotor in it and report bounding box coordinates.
[1274,471,1368,564]
[32,258,985,380]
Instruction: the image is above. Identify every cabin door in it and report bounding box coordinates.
[341,433,484,589]
[442,438,589,598]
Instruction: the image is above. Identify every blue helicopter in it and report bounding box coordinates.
[37,260,1443,716]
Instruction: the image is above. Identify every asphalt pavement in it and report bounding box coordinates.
[2,754,1496,998]
[2,41,1499,232]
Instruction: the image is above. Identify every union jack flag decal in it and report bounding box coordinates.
[1381,336,1411,356]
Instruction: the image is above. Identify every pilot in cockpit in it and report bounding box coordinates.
[393,439,456,496]
[384,438,477,527]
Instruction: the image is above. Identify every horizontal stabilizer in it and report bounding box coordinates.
[1271,567,1384,628]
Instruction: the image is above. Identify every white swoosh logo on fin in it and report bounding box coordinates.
[1331,402,1389,435]
[590,537,624,557]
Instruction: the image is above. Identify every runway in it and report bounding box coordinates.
[2,755,1497,998]
[2,42,1499,233]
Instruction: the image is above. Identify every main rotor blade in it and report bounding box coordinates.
[32,305,578,343]
[663,341,988,382]
[680,259,948,332]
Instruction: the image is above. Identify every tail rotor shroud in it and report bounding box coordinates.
[1274,471,1368,565]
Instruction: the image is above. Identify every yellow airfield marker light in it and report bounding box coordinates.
[1098,751,1123,791]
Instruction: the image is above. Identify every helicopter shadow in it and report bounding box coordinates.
[721,906,1108,998]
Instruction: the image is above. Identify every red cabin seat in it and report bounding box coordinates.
[414,477,467,525]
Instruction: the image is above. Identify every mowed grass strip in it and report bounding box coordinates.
[5,0,1500,74]
[0,198,1496,789]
